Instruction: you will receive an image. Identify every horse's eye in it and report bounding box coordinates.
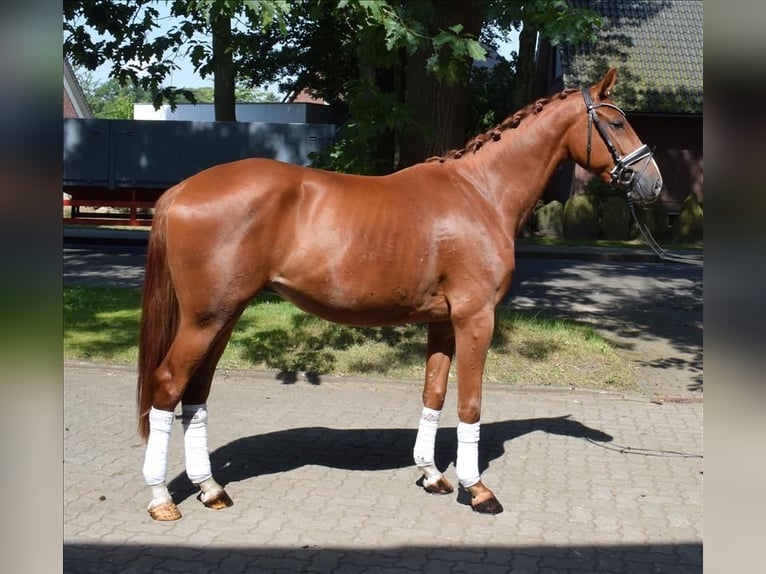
[610,120,624,129]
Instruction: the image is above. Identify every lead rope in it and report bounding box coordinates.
[628,199,703,266]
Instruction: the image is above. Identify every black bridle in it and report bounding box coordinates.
[582,89,702,266]
[582,89,654,189]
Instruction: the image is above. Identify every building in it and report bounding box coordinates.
[535,0,703,213]
[63,58,92,119]
[133,102,335,125]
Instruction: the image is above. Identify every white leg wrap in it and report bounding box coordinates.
[413,407,443,483]
[196,476,226,504]
[456,421,481,488]
[148,483,173,508]
[182,403,213,485]
[143,407,174,486]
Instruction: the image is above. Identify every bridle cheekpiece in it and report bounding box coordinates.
[581,88,653,189]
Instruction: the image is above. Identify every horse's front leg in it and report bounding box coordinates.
[414,321,455,495]
[453,308,504,514]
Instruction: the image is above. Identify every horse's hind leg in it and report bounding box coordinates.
[143,316,238,521]
[180,324,238,511]
[414,321,455,495]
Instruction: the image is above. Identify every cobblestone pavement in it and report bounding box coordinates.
[64,363,702,573]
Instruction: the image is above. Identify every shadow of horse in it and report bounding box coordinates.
[167,415,612,503]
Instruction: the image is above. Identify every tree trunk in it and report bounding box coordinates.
[399,0,485,167]
[212,11,236,122]
[511,22,538,112]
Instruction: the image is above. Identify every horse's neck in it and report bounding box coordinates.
[454,103,574,233]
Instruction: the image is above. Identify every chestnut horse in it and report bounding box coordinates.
[137,69,661,520]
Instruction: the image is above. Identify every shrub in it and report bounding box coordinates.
[671,194,703,243]
[600,196,631,240]
[583,175,615,201]
[631,201,670,242]
[563,194,599,239]
[532,200,564,238]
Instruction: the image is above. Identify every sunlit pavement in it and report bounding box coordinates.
[64,362,701,573]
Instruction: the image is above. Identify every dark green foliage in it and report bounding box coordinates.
[600,196,631,240]
[563,194,599,239]
[671,194,703,243]
[631,201,670,242]
[467,56,519,136]
[532,200,564,238]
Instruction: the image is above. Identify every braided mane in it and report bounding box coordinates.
[426,88,580,163]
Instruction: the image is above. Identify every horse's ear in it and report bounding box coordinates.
[597,68,619,100]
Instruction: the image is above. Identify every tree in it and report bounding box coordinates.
[398,1,486,166]
[64,0,296,120]
[78,76,279,118]
[467,56,519,135]
[64,0,601,171]
[486,0,603,112]
[77,71,154,119]
[301,1,601,170]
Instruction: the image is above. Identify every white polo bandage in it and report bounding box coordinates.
[413,407,441,480]
[143,407,174,486]
[148,483,173,508]
[182,403,213,485]
[456,421,481,488]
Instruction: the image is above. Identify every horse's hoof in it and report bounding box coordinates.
[197,489,234,510]
[471,495,504,515]
[422,475,454,495]
[148,501,182,521]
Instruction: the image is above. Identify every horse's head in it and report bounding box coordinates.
[569,68,663,205]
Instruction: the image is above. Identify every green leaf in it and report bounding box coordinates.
[383,19,403,51]
[364,2,382,21]
[466,39,486,61]
[432,30,453,48]
[181,89,197,105]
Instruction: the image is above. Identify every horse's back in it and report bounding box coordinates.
[164,157,454,237]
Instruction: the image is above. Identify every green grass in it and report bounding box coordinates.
[64,287,143,364]
[63,287,634,391]
[516,236,703,251]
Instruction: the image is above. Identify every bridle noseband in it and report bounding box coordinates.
[582,89,653,188]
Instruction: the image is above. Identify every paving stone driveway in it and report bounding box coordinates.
[64,363,702,573]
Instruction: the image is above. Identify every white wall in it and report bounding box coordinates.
[133,103,322,123]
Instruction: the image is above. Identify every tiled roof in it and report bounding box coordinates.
[64,57,93,118]
[560,0,703,114]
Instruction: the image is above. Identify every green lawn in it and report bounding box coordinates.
[63,286,634,390]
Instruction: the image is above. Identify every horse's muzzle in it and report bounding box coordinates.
[626,175,662,205]
[612,145,662,206]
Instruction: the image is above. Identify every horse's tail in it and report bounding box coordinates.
[137,192,179,441]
